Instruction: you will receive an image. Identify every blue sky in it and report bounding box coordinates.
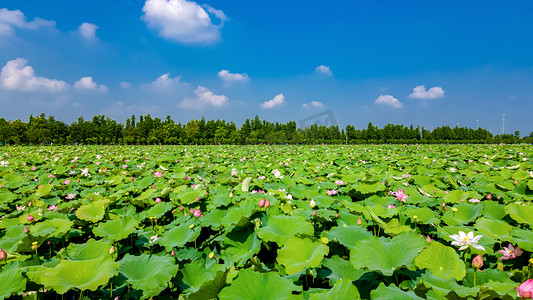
[1,0,532,135]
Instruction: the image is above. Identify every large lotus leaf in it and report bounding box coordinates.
[26,257,118,294]
[256,215,314,246]
[384,218,413,236]
[474,217,512,241]
[93,216,138,241]
[443,190,469,203]
[2,173,24,189]
[350,232,426,276]
[370,282,424,300]
[133,176,155,190]
[505,203,533,226]
[482,201,507,220]
[0,192,16,203]
[143,202,174,219]
[0,225,26,252]
[75,199,108,222]
[414,241,466,280]
[442,202,483,226]
[177,190,208,205]
[277,237,329,275]
[158,221,195,252]
[510,228,533,252]
[463,269,514,287]
[29,218,73,238]
[321,255,366,283]
[220,199,257,227]
[35,184,52,197]
[218,268,301,300]
[0,262,26,300]
[65,239,112,260]
[418,271,479,298]
[404,207,440,225]
[178,260,221,294]
[324,225,372,249]
[188,269,228,300]
[224,228,261,267]
[478,281,518,298]
[355,181,385,194]
[309,279,361,300]
[118,253,179,299]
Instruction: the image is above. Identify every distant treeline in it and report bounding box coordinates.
[0,113,531,145]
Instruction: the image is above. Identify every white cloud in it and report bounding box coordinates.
[120,81,131,89]
[218,69,249,83]
[375,95,403,108]
[315,65,332,76]
[180,86,228,109]
[141,0,226,44]
[77,22,98,40]
[152,73,186,88]
[302,100,325,109]
[261,93,285,109]
[409,85,445,99]
[0,8,55,37]
[0,58,67,92]
[74,77,107,92]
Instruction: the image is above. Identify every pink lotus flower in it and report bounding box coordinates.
[498,243,523,260]
[516,279,533,299]
[326,189,338,196]
[472,254,483,269]
[387,204,396,209]
[394,189,408,202]
[27,214,34,222]
[65,193,76,200]
[63,179,70,185]
[155,198,161,203]
[193,209,202,217]
[154,171,163,177]
[265,199,270,208]
[335,180,345,185]
[47,205,58,211]
[258,198,265,207]
[402,173,410,178]
[357,218,362,225]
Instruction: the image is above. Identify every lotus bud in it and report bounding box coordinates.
[195,196,200,202]
[155,197,161,203]
[472,254,483,269]
[0,249,6,261]
[24,226,30,234]
[179,206,184,211]
[27,214,34,222]
[109,245,116,255]
[516,279,533,299]
[310,199,316,208]
[426,235,431,243]
[357,218,362,225]
[335,213,339,218]
[258,198,265,207]
[265,199,270,208]
[229,191,233,198]
[171,249,176,257]
[312,210,317,216]
[486,193,492,200]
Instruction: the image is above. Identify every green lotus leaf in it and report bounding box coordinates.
[404,207,440,225]
[2,173,24,189]
[478,281,517,298]
[350,232,426,276]
[29,218,73,238]
[0,225,25,252]
[463,269,514,287]
[93,216,138,241]
[224,227,261,267]
[309,279,361,300]
[143,202,173,219]
[188,269,228,300]
[355,181,385,194]
[0,262,27,300]
[256,215,314,246]
[177,190,207,205]
[158,221,195,252]
[322,255,365,283]
[370,282,424,300]
[118,253,179,299]
[133,176,155,190]
[442,202,483,225]
[384,218,413,236]
[75,199,108,222]
[443,190,468,203]
[65,239,112,260]
[26,257,118,294]
[35,184,52,197]
[414,241,466,280]
[505,203,533,226]
[474,217,512,241]
[220,199,257,227]
[0,192,16,203]
[178,260,221,294]
[277,237,329,275]
[482,201,506,220]
[418,271,479,298]
[218,268,302,300]
[510,228,533,252]
[324,225,372,249]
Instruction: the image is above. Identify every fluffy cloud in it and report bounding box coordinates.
[261,93,285,109]
[0,8,55,37]
[315,65,332,76]
[120,81,131,89]
[152,73,186,88]
[0,58,67,92]
[77,22,98,40]
[302,100,324,109]
[218,69,249,83]
[375,95,403,108]
[180,86,228,109]
[141,0,227,44]
[409,85,445,99]
[74,77,107,92]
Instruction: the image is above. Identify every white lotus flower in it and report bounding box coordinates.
[449,231,485,251]
[81,168,90,176]
[272,169,281,178]
[310,199,316,208]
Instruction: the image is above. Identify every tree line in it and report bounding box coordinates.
[0,113,531,145]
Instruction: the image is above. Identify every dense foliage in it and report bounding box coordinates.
[0,144,532,299]
[1,113,530,145]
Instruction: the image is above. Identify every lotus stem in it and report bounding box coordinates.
[473,269,476,286]
[110,282,113,298]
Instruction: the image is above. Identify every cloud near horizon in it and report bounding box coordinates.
[74,77,107,92]
[0,58,68,92]
[375,94,403,108]
[261,93,285,109]
[302,100,324,109]
[409,85,445,99]
[179,85,229,109]
[141,0,227,44]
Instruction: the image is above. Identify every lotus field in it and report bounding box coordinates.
[2,144,533,299]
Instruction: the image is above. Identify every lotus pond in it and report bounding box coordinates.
[1,145,533,299]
